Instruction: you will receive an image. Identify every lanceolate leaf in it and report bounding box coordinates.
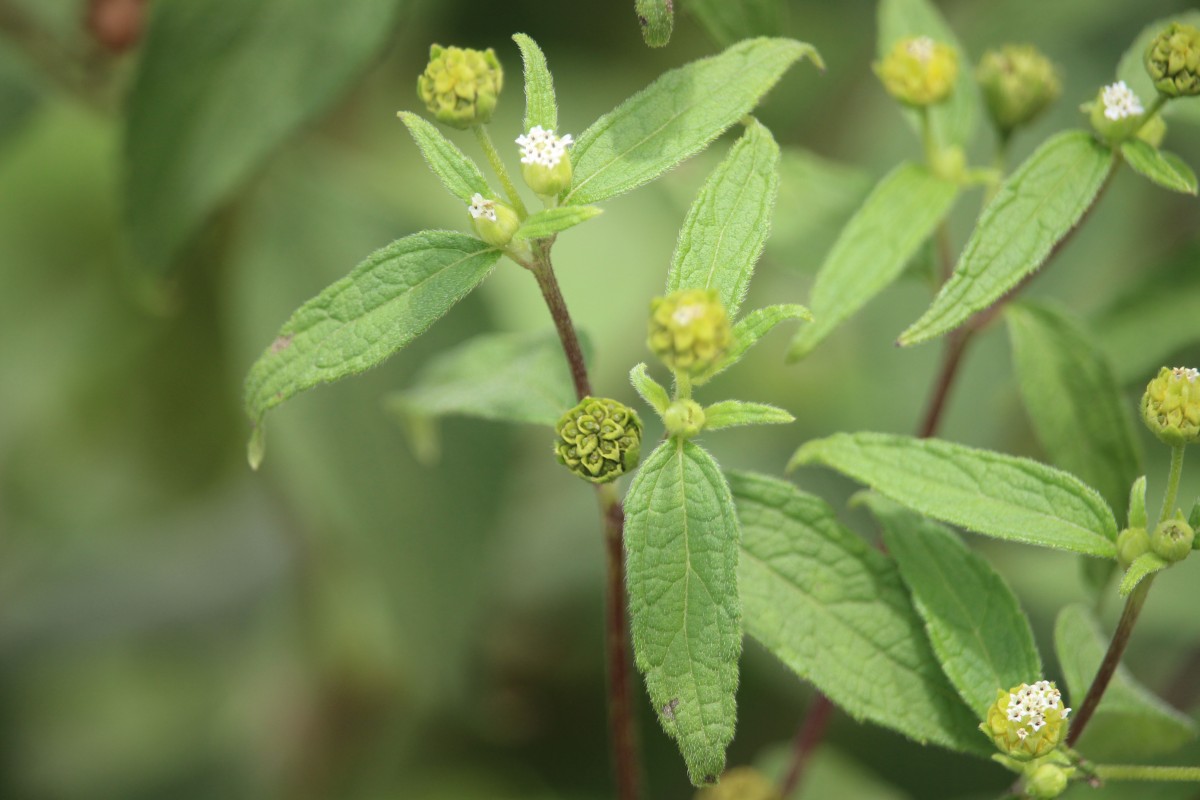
[668,118,780,317]
[1120,140,1198,195]
[513,34,557,132]
[625,439,742,785]
[1056,604,1197,759]
[398,112,495,202]
[864,495,1041,720]
[733,472,988,755]
[124,0,405,271]
[878,0,980,149]
[513,206,603,240]
[630,362,671,415]
[702,304,812,381]
[1006,302,1142,522]
[900,131,1114,347]
[564,37,821,206]
[703,400,793,431]
[787,162,957,360]
[245,231,500,464]
[791,432,1119,557]
[1118,552,1169,597]
[681,0,783,48]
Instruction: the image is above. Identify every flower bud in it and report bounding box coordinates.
[554,397,642,483]
[417,44,503,129]
[980,681,1071,761]
[874,36,959,107]
[695,767,781,800]
[1026,763,1071,799]
[1145,22,1200,98]
[1150,515,1194,562]
[467,193,520,247]
[663,399,705,439]
[1142,367,1200,446]
[1116,527,1150,569]
[517,126,574,197]
[1087,81,1147,144]
[648,289,733,378]
[976,45,1061,135]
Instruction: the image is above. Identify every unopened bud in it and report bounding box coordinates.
[663,399,706,439]
[875,36,958,107]
[977,45,1060,135]
[1027,763,1071,799]
[1142,366,1200,446]
[554,397,642,483]
[648,289,732,378]
[1145,22,1200,98]
[417,45,503,129]
[1117,527,1151,569]
[1150,515,1194,562]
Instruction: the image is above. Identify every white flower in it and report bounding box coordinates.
[906,35,935,63]
[516,125,574,169]
[1101,81,1144,120]
[1172,366,1199,383]
[468,192,496,222]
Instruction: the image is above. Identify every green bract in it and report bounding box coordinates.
[417,44,503,129]
[553,397,642,483]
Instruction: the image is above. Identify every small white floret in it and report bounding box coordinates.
[1101,81,1144,121]
[906,36,935,63]
[468,193,497,222]
[516,125,574,169]
[1172,367,1199,382]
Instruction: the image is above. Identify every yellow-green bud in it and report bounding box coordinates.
[1150,515,1194,562]
[980,681,1071,761]
[874,36,959,108]
[1145,22,1200,98]
[664,399,705,439]
[1116,527,1151,569]
[417,44,503,129]
[694,767,781,800]
[648,289,732,377]
[554,397,642,483]
[1027,763,1071,799]
[517,126,574,197]
[976,45,1061,134]
[1142,367,1200,446]
[467,193,519,247]
[1087,81,1148,145]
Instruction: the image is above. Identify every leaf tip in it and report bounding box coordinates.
[247,425,265,471]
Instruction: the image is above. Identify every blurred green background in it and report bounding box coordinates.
[1,0,1199,798]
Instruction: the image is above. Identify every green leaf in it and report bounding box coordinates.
[1129,475,1148,530]
[0,48,39,150]
[791,432,1119,557]
[878,0,981,149]
[1117,11,1200,127]
[703,400,793,431]
[899,131,1115,347]
[863,495,1042,719]
[1055,604,1197,759]
[512,34,557,132]
[383,329,584,459]
[1118,552,1170,597]
[667,119,779,317]
[635,0,674,47]
[513,206,603,240]
[680,0,783,48]
[733,472,988,755]
[244,231,500,461]
[124,0,405,271]
[700,304,811,381]
[625,439,741,785]
[564,38,821,206]
[1120,140,1198,195]
[630,362,671,415]
[398,111,495,202]
[1006,301,1143,522]
[787,162,957,360]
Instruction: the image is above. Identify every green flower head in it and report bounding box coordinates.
[1142,366,1200,446]
[875,35,958,107]
[1145,22,1200,98]
[554,397,642,483]
[647,289,732,378]
[980,681,1071,761]
[417,44,503,129]
[977,44,1061,134]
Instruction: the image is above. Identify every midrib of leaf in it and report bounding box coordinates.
[696,137,762,291]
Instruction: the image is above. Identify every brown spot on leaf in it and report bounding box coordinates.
[638,15,648,26]
[662,697,680,721]
[270,334,293,354]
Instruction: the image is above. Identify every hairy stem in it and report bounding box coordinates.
[1066,577,1154,747]
[917,327,973,438]
[474,124,529,218]
[530,249,591,400]
[1157,445,1186,527]
[779,693,835,797]
[1095,764,1200,782]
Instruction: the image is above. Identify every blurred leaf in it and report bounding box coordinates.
[900,132,1115,347]
[124,0,405,271]
[1006,301,1143,522]
[1120,140,1198,195]
[1130,475,1148,530]
[398,112,495,202]
[1117,11,1200,126]
[635,0,673,48]
[668,118,779,317]
[244,231,500,461]
[791,432,1119,557]
[864,495,1042,719]
[732,471,988,755]
[513,206,603,240]
[878,0,981,149]
[565,37,820,206]
[681,0,783,48]
[1055,604,1196,759]
[512,33,557,132]
[384,329,584,460]
[702,400,793,431]
[787,162,957,360]
[700,303,811,381]
[0,46,39,149]
[1118,552,1170,597]
[625,438,741,785]
[769,147,872,263]
[630,362,671,414]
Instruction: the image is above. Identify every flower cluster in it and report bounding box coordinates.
[554,397,643,483]
[874,34,959,107]
[416,45,503,129]
[516,126,574,169]
[1101,80,1144,120]
[1142,365,1200,446]
[1005,681,1070,739]
[981,680,1071,760]
[1145,22,1200,98]
[468,193,497,222]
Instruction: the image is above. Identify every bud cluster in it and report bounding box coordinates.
[1142,366,1200,447]
[981,681,1071,761]
[875,35,959,108]
[554,397,642,483]
[976,44,1060,135]
[417,45,503,129]
[1146,22,1200,98]
[647,289,732,378]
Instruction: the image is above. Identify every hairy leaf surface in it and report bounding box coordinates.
[399,112,495,202]
[513,34,557,132]
[513,206,603,240]
[1121,140,1198,195]
[703,401,793,431]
